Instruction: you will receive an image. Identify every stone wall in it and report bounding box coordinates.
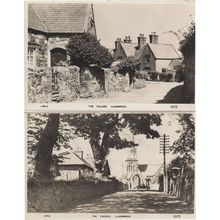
[28,32,48,68]
[105,69,130,92]
[28,66,107,103]
[52,66,80,102]
[28,67,52,103]
[27,179,122,212]
[80,67,105,98]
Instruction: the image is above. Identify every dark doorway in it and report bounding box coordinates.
[51,48,67,66]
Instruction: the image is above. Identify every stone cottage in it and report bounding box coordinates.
[113,32,181,74]
[55,151,94,181]
[28,3,96,69]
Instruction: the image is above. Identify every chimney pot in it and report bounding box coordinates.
[137,33,146,49]
[123,35,132,43]
[149,32,158,44]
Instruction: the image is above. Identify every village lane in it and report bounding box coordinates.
[68,191,193,214]
[74,82,184,104]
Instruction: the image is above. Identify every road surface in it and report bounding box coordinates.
[74,82,184,104]
[68,191,194,214]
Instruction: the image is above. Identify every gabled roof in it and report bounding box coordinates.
[148,43,180,59]
[134,45,146,60]
[144,164,163,177]
[59,151,93,170]
[120,42,137,57]
[28,3,90,33]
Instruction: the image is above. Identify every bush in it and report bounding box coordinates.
[148,71,159,81]
[159,73,173,82]
[135,71,149,80]
[67,33,113,68]
[117,56,141,74]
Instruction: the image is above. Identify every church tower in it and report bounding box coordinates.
[125,147,138,177]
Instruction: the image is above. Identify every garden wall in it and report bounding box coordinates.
[28,66,107,103]
[27,179,122,212]
[104,69,130,92]
[28,67,53,103]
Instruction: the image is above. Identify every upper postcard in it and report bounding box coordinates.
[26,1,195,108]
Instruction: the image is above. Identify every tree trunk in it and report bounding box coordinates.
[33,114,60,180]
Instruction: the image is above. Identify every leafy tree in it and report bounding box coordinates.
[179,22,195,59]
[28,113,162,178]
[63,113,161,174]
[66,32,113,68]
[169,114,195,205]
[171,114,195,164]
[27,113,73,180]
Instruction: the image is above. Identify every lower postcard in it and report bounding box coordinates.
[26,112,195,219]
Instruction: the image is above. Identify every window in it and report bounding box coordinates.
[28,48,36,68]
[145,55,150,63]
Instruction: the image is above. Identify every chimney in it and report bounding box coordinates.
[75,150,83,159]
[115,38,122,49]
[149,32,158,44]
[137,33,146,49]
[123,35,132,43]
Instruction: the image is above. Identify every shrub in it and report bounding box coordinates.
[66,32,113,68]
[117,56,141,74]
[148,71,159,81]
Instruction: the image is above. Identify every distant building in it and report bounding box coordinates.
[55,151,94,181]
[123,147,164,190]
[28,3,96,69]
[113,32,181,73]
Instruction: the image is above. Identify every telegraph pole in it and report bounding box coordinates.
[160,134,170,193]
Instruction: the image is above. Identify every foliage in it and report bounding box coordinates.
[171,114,195,164]
[62,113,161,174]
[117,56,141,74]
[28,113,162,178]
[168,114,195,205]
[27,113,74,179]
[66,32,113,68]
[148,71,159,81]
[179,22,195,59]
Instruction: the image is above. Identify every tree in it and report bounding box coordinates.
[28,113,162,178]
[27,113,73,180]
[169,114,195,205]
[179,22,195,59]
[171,114,195,164]
[63,113,161,174]
[66,32,113,68]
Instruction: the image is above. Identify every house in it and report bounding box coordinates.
[27,3,96,69]
[113,36,137,60]
[123,148,164,190]
[113,32,181,74]
[55,151,94,181]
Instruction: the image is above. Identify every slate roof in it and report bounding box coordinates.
[137,164,163,177]
[59,151,93,170]
[28,3,90,33]
[148,43,180,59]
[120,43,137,57]
[134,45,146,60]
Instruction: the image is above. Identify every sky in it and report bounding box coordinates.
[93,2,195,50]
[66,113,195,179]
